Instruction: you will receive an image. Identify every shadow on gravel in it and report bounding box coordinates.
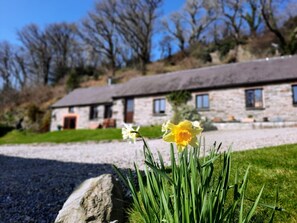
[0,155,131,223]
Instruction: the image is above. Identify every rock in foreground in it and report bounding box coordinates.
[55,174,124,223]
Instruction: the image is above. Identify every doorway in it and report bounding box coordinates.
[63,116,77,129]
[124,98,134,123]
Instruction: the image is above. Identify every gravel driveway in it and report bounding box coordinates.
[0,127,297,223]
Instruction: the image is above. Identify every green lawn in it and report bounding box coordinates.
[0,125,162,144]
[230,144,297,222]
[128,144,297,223]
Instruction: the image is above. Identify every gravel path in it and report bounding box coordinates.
[0,127,297,223]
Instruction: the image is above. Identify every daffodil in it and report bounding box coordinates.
[161,120,171,134]
[122,123,140,144]
[162,120,203,152]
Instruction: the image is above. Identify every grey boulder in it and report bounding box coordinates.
[55,174,124,223]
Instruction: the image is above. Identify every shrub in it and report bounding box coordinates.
[39,110,51,133]
[26,104,40,123]
[0,125,14,137]
[166,91,192,124]
[167,101,217,131]
[190,46,212,63]
[66,69,80,92]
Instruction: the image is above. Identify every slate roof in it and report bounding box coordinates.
[114,55,297,98]
[51,85,119,108]
[52,55,297,107]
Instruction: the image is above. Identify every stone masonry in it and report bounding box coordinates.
[51,82,297,131]
[50,105,106,131]
[133,96,173,126]
[190,82,297,122]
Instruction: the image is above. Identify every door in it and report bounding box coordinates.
[63,116,77,129]
[124,98,134,123]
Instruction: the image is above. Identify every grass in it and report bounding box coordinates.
[0,125,162,144]
[230,144,297,223]
[128,144,297,223]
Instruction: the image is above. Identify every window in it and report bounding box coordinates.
[245,88,263,108]
[196,94,209,110]
[293,85,297,105]
[153,98,166,114]
[89,105,99,120]
[68,106,74,113]
[104,105,112,119]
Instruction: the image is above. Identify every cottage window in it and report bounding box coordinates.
[196,94,209,110]
[153,98,166,114]
[104,105,112,118]
[68,106,74,113]
[293,85,297,105]
[245,88,263,108]
[89,105,99,120]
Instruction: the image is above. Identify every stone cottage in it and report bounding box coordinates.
[50,55,297,131]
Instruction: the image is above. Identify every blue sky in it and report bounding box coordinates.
[0,0,184,45]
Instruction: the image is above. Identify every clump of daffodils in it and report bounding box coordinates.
[162,120,203,152]
[122,123,139,144]
[116,119,277,223]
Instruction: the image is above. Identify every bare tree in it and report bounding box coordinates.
[159,35,174,59]
[13,47,31,89]
[45,22,77,83]
[242,0,263,36]
[220,0,245,44]
[184,0,217,45]
[114,0,163,75]
[17,24,52,85]
[80,0,121,77]
[162,12,188,54]
[0,42,13,89]
[260,0,297,54]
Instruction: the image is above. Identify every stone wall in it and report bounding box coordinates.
[189,82,297,122]
[133,96,173,126]
[51,82,297,131]
[112,99,124,126]
[50,107,68,131]
[113,96,173,127]
[50,105,106,131]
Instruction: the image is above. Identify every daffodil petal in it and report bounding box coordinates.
[163,132,175,142]
[178,120,192,129]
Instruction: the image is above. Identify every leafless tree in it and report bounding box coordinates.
[13,47,31,89]
[242,0,263,36]
[220,0,245,44]
[0,42,13,89]
[80,0,122,77]
[159,35,174,59]
[0,42,29,90]
[114,0,163,75]
[45,22,77,82]
[162,12,188,54]
[260,0,297,54]
[17,24,52,85]
[184,0,218,45]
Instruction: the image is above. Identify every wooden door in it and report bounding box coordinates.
[63,116,77,129]
[124,98,134,123]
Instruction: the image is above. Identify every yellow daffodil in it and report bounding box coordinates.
[162,120,203,152]
[122,123,140,144]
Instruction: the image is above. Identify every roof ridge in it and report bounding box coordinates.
[125,55,297,82]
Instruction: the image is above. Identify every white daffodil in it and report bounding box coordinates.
[122,123,140,144]
[192,120,202,130]
[161,120,170,134]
